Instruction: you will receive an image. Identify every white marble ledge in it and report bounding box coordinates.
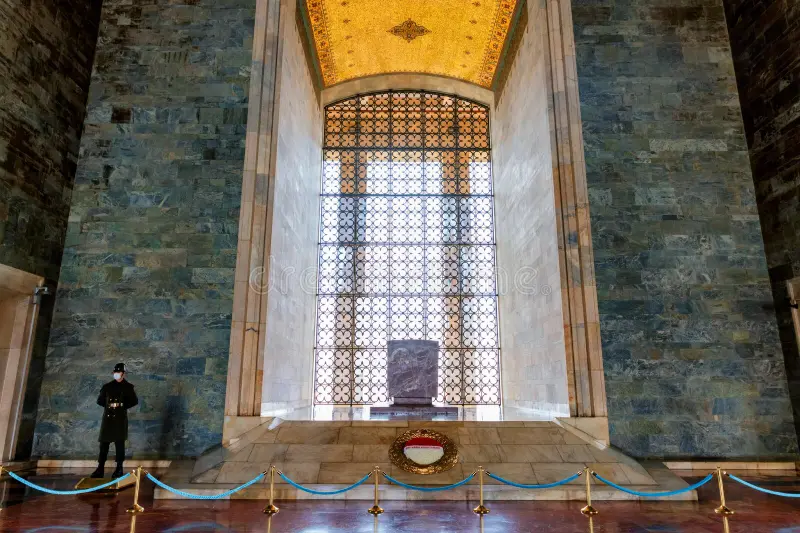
[665,461,798,473]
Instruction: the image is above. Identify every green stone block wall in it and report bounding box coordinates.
[722,0,800,448]
[32,0,256,458]
[573,0,799,459]
[0,0,103,458]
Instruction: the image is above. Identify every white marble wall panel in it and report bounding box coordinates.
[260,1,322,415]
[492,0,569,416]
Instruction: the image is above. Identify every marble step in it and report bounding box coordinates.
[151,420,697,500]
[154,460,696,501]
[191,420,656,485]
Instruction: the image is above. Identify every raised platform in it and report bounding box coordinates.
[153,419,697,501]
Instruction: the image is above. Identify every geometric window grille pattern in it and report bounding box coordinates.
[314,91,501,405]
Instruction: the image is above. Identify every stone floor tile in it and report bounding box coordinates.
[284,444,354,463]
[271,462,321,485]
[530,463,586,485]
[496,444,562,462]
[457,427,501,444]
[496,428,557,444]
[318,462,387,484]
[398,426,460,444]
[589,463,632,485]
[618,463,658,486]
[461,462,537,485]
[352,444,392,462]
[555,445,596,463]
[387,464,467,485]
[457,444,503,463]
[248,443,289,464]
[216,461,267,484]
[224,443,254,463]
[338,427,398,444]
[275,426,340,444]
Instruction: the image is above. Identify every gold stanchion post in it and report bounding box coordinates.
[367,466,383,515]
[126,466,145,514]
[473,466,490,515]
[129,513,137,533]
[714,467,734,517]
[722,516,731,533]
[263,466,279,515]
[580,468,598,517]
[0,465,5,512]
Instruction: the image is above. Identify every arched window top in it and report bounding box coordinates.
[324,91,490,151]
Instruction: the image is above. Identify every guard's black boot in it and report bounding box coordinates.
[90,465,105,478]
[112,465,124,479]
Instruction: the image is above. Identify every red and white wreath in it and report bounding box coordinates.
[402,436,445,465]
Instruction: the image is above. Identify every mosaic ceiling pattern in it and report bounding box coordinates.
[305,0,519,88]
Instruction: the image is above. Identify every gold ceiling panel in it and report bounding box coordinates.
[305,0,519,88]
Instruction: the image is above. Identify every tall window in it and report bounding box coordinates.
[313,91,500,405]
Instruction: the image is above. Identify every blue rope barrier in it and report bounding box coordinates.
[486,471,582,489]
[592,472,714,497]
[278,471,371,495]
[146,472,264,500]
[382,471,475,492]
[727,474,800,498]
[7,471,131,495]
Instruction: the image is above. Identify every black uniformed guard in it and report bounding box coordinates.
[91,363,138,478]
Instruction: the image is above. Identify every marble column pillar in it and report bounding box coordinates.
[226,0,283,417]
[545,0,607,418]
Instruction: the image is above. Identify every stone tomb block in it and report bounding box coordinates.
[386,340,438,405]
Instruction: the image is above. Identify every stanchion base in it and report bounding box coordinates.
[367,505,384,515]
[714,505,734,516]
[263,504,280,516]
[126,504,144,514]
[473,504,490,515]
[581,505,599,517]
[76,476,136,492]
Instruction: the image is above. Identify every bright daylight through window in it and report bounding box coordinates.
[313,92,500,405]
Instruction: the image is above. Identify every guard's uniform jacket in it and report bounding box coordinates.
[96,379,138,442]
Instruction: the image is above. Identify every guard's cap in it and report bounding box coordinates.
[114,363,126,373]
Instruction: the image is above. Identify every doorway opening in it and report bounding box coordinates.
[0,264,44,461]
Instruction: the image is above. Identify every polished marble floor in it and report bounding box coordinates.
[0,471,797,532]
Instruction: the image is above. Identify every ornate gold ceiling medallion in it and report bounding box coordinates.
[389,429,459,475]
[388,19,431,42]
